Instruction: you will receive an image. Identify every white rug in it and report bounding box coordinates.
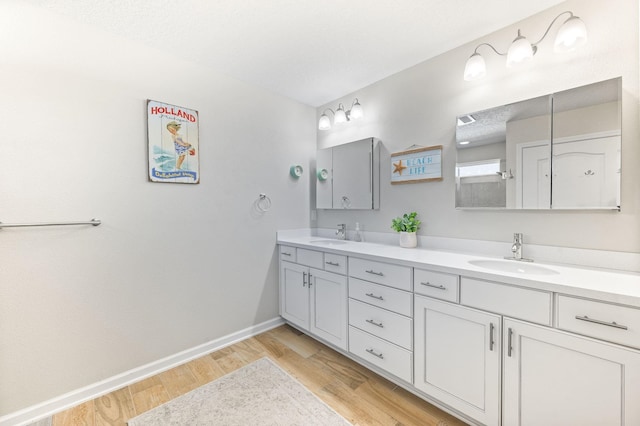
[127,357,351,425]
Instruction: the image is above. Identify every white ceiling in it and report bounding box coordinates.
[25,0,566,107]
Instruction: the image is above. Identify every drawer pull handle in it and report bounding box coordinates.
[366,269,384,276]
[489,323,495,351]
[507,328,514,357]
[366,348,384,359]
[281,252,292,256]
[421,282,446,290]
[325,261,340,266]
[366,319,384,328]
[575,315,628,330]
[365,293,384,301]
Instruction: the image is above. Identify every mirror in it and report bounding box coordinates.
[455,77,621,210]
[316,137,380,209]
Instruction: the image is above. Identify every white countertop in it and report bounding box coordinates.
[277,231,640,308]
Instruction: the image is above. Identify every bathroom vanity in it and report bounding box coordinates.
[277,231,640,426]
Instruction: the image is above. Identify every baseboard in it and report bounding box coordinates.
[0,317,285,426]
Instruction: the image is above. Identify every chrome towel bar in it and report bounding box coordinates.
[0,219,101,229]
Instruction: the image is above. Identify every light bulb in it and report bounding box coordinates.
[350,100,363,120]
[464,53,486,81]
[318,114,331,130]
[506,31,534,67]
[334,104,347,124]
[554,16,588,52]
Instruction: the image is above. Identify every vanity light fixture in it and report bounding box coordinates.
[464,11,588,81]
[318,98,363,130]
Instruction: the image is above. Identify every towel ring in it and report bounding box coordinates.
[256,193,272,212]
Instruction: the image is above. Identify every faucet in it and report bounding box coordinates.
[505,233,533,262]
[512,233,523,260]
[336,224,347,240]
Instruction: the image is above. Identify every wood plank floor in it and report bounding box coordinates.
[51,324,467,426]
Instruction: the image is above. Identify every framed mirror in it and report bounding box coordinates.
[455,77,621,210]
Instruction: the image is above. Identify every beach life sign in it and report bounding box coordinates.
[147,100,200,184]
[391,145,443,184]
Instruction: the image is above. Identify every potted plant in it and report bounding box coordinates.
[391,212,421,248]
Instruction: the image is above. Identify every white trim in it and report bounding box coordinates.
[552,130,620,145]
[0,317,285,426]
[515,139,550,208]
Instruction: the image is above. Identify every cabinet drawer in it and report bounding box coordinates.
[324,253,347,275]
[414,268,459,302]
[557,295,640,350]
[460,277,552,326]
[296,248,323,269]
[349,299,412,350]
[349,326,412,383]
[349,278,412,316]
[279,245,296,263]
[349,257,412,291]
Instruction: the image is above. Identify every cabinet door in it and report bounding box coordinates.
[414,296,501,426]
[503,318,640,426]
[279,262,309,330]
[310,268,348,350]
[315,147,333,209]
[332,138,373,209]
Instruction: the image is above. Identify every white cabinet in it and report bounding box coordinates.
[316,137,380,209]
[503,318,640,426]
[460,277,552,326]
[309,269,348,349]
[280,261,310,330]
[414,296,501,426]
[279,247,347,350]
[348,256,413,383]
[556,294,640,349]
[279,241,640,426]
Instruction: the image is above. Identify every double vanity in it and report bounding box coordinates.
[277,231,640,425]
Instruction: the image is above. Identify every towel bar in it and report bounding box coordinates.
[0,219,101,229]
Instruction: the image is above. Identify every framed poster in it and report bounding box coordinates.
[391,145,442,184]
[147,100,200,183]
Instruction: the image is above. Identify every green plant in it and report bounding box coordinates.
[391,212,421,233]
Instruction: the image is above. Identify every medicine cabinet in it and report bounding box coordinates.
[316,137,380,209]
[455,77,621,210]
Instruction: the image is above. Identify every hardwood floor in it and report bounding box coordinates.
[50,324,467,426]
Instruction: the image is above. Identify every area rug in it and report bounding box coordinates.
[127,357,351,425]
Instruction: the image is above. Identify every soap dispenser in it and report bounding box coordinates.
[354,222,363,242]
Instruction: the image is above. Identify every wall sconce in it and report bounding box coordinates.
[318,99,363,130]
[464,11,588,81]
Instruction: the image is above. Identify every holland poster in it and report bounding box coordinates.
[147,100,200,184]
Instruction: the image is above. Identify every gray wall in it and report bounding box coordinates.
[316,0,640,253]
[0,3,315,415]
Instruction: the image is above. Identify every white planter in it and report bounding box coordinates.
[399,231,417,248]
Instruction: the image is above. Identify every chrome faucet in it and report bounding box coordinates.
[506,233,533,262]
[336,224,347,240]
[512,233,523,259]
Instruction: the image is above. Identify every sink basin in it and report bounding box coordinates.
[309,239,349,246]
[468,259,558,275]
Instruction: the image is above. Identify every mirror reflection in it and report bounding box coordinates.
[551,78,621,209]
[455,77,621,210]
